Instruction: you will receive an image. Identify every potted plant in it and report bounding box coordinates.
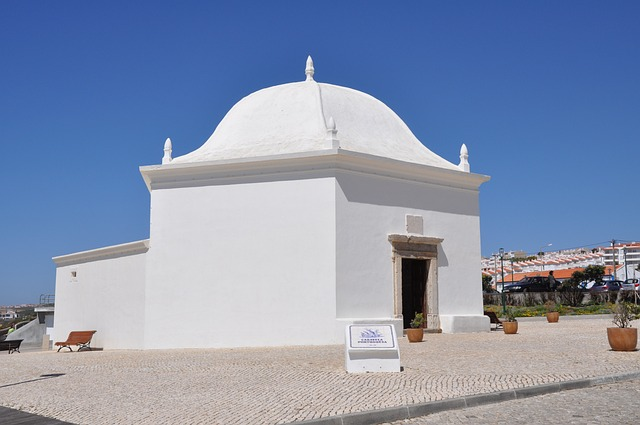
[545,301,560,323]
[607,301,640,351]
[406,312,425,342]
[503,307,518,334]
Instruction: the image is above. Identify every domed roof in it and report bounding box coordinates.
[170,58,458,171]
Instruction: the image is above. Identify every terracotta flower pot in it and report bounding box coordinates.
[503,321,518,334]
[546,312,559,323]
[607,327,638,351]
[406,328,424,343]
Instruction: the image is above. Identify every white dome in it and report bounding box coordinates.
[171,60,458,171]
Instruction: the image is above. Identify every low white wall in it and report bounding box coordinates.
[440,315,490,333]
[4,318,46,347]
[52,242,147,349]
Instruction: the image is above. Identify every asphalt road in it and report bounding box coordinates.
[382,378,640,425]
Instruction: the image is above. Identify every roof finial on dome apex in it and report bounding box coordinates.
[162,137,173,164]
[305,55,315,81]
[458,143,470,172]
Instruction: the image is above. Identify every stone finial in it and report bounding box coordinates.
[162,137,173,164]
[327,116,339,149]
[458,143,470,172]
[305,55,315,81]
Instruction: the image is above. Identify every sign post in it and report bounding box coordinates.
[344,324,401,373]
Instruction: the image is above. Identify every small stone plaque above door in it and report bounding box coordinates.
[406,215,423,235]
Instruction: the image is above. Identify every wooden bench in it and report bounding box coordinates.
[0,339,23,354]
[55,331,97,352]
[484,311,503,331]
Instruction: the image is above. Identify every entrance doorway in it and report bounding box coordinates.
[389,234,442,331]
[401,258,428,329]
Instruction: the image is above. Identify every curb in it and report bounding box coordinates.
[290,371,640,425]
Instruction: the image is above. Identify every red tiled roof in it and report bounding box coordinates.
[496,265,618,283]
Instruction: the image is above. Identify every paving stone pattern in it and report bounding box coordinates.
[0,317,639,424]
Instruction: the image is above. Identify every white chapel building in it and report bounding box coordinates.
[52,57,491,349]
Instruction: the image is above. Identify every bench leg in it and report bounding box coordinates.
[77,343,91,352]
[57,345,73,352]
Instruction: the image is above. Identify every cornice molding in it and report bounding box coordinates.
[52,239,150,267]
[139,149,490,192]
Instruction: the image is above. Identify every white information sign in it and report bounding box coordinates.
[344,324,401,373]
[348,325,396,349]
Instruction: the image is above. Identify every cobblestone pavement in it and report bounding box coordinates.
[0,316,639,424]
[381,379,640,425]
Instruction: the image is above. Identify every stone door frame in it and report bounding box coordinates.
[388,234,443,331]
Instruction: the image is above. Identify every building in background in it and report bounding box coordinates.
[0,310,17,321]
[604,242,640,281]
[484,242,640,288]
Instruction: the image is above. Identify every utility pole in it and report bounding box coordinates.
[510,256,514,284]
[611,239,617,279]
[623,246,628,282]
[493,254,498,291]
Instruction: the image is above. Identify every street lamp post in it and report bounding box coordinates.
[539,243,552,271]
[499,248,506,314]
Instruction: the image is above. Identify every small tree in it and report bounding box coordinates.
[613,292,640,328]
[410,312,426,329]
[558,268,596,307]
[559,265,606,305]
[582,265,606,283]
[482,274,493,292]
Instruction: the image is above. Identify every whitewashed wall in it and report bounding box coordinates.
[335,172,488,334]
[53,243,147,349]
[143,177,337,348]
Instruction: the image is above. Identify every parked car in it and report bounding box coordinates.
[578,280,596,291]
[622,278,640,291]
[503,276,554,293]
[589,280,624,293]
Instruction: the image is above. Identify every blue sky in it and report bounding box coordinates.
[1,1,639,305]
